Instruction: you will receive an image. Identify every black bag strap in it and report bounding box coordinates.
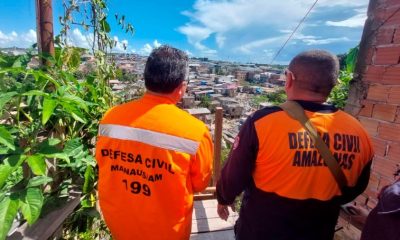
[280,100,348,193]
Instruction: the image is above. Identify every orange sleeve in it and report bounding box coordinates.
[190,129,213,192]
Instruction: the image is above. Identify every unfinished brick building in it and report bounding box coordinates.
[345,0,400,211]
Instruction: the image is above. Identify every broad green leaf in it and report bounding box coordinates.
[0,155,25,189]
[38,138,61,154]
[47,138,61,146]
[64,138,83,157]
[0,165,13,189]
[83,165,95,194]
[0,196,19,240]
[38,71,61,89]
[346,46,359,73]
[20,188,44,225]
[64,48,82,69]
[22,90,49,97]
[60,94,90,112]
[26,155,46,176]
[62,72,79,86]
[0,148,10,155]
[0,92,17,110]
[12,54,31,68]
[37,140,69,163]
[82,155,96,167]
[27,176,53,188]
[61,102,87,123]
[0,126,15,150]
[42,97,58,125]
[100,19,111,33]
[4,155,26,168]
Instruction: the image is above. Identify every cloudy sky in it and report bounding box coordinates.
[0,0,368,63]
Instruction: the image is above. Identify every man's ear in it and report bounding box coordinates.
[180,81,188,96]
[172,81,187,103]
[285,72,293,91]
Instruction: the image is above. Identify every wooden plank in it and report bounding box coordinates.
[194,193,216,201]
[191,217,237,233]
[8,192,81,240]
[190,229,235,240]
[194,199,219,208]
[193,206,238,220]
[192,199,238,234]
[202,187,216,193]
[212,107,223,185]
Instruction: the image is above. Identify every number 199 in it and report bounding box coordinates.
[122,180,151,196]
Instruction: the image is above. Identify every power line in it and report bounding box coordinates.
[269,0,319,65]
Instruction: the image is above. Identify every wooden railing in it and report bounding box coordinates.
[8,191,81,240]
[194,107,223,201]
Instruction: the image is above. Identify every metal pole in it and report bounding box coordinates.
[213,107,223,186]
[36,0,55,66]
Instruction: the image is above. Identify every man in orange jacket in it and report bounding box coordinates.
[95,46,213,240]
[216,50,374,240]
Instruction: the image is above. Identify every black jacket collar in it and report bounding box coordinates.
[294,100,338,113]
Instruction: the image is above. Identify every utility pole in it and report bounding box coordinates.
[35,0,55,66]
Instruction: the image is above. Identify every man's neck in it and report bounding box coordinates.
[146,90,178,104]
[287,97,326,104]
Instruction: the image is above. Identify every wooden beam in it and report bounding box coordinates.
[194,187,216,201]
[213,107,223,186]
[36,0,55,66]
[194,193,216,201]
[8,192,81,240]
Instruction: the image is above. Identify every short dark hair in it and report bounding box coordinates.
[144,45,188,94]
[288,50,339,97]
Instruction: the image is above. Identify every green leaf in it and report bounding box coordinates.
[27,176,53,188]
[37,138,61,153]
[100,19,111,33]
[0,126,15,150]
[26,155,46,176]
[0,154,25,189]
[0,196,19,240]
[22,90,49,97]
[47,138,61,146]
[346,46,359,73]
[60,94,90,112]
[0,165,13,190]
[62,72,79,86]
[38,71,61,89]
[20,188,44,225]
[0,92,17,110]
[12,54,31,68]
[42,97,58,125]
[65,48,82,69]
[64,138,83,157]
[83,165,95,194]
[61,102,87,123]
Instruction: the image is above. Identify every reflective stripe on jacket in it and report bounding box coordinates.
[96,93,213,240]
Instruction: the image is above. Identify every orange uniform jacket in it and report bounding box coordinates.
[217,101,374,240]
[96,93,213,240]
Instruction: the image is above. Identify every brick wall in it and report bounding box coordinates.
[345,0,400,208]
